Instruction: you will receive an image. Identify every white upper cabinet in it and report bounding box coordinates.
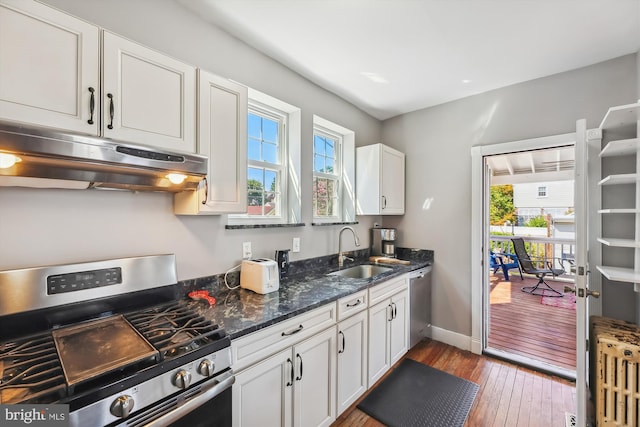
[174,70,248,214]
[102,31,196,153]
[0,0,99,134]
[356,143,405,215]
[0,1,196,154]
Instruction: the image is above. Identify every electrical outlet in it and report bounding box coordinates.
[242,241,252,259]
[292,237,300,253]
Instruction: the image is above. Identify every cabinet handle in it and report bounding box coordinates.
[391,302,396,319]
[281,324,303,336]
[295,354,303,381]
[286,358,293,387]
[382,196,387,209]
[338,331,345,354]
[87,87,95,125]
[387,304,393,322]
[201,178,208,205]
[107,93,115,129]
[346,299,362,308]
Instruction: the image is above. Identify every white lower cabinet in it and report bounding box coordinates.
[368,288,409,387]
[233,325,336,427]
[336,310,368,414]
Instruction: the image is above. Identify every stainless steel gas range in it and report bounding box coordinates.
[0,255,233,427]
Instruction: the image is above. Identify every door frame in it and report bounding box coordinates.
[471,132,576,353]
[471,130,603,423]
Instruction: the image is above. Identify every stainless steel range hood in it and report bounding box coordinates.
[0,121,207,192]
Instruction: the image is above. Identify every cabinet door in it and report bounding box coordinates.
[293,326,336,427]
[380,145,405,214]
[174,70,247,214]
[102,31,196,153]
[233,348,293,427]
[389,289,409,365]
[0,0,99,134]
[337,311,368,415]
[368,299,391,386]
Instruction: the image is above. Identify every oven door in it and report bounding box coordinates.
[117,370,234,427]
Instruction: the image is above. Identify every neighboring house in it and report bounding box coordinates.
[513,181,574,225]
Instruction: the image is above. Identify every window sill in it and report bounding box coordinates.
[225,223,306,230]
[311,221,359,227]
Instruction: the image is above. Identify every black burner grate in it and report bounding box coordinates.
[125,301,224,360]
[0,333,66,404]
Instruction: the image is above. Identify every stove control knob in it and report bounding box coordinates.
[198,359,215,377]
[173,369,192,389]
[110,395,134,418]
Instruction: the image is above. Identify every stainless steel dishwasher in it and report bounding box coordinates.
[409,265,432,348]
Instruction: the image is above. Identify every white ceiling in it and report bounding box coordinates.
[179,0,640,120]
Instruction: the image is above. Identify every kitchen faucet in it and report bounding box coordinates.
[338,226,361,268]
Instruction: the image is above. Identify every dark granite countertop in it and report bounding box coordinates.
[179,248,433,341]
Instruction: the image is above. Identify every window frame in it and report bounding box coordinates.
[312,115,356,224]
[313,126,343,221]
[228,89,301,226]
[537,186,548,198]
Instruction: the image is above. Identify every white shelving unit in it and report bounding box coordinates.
[597,102,640,288]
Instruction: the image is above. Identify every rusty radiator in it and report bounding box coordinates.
[591,316,640,427]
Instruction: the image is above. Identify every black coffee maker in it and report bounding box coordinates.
[275,249,290,279]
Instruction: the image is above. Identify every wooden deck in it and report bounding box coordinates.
[332,339,576,427]
[488,273,576,371]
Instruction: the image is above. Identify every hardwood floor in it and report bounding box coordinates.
[332,340,576,427]
[488,273,576,371]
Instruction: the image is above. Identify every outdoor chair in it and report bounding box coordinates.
[489,250,523,281]
[511,237,565,297]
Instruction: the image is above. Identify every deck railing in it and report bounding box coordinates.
[490,235,576,279]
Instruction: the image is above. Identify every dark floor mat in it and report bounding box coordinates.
[357,358,479,427]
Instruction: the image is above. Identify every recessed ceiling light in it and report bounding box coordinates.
[462,79,472,84]
[361,72,389,84]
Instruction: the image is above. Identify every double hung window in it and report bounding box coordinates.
[229,89,301,226]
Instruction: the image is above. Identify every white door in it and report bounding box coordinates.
[102,31,196,153]
[233,348,292,427]
[381,145,405,214]
[0,0,99,134]
[368,299,391,386]
[336,311,367,414]
[292,327,336,427]
[389,289,409,365]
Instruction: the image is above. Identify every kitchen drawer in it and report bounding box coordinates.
[337,290,367,321]
[369,275,408,306]
[231,303,336,371]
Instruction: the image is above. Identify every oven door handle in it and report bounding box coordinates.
[143,370,235,427]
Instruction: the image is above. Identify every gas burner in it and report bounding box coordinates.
[125,301,223,361]
[0,334,66,404]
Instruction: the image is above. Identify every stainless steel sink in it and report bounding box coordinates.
[328,264,392,279]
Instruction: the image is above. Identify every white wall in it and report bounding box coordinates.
[0,0,382,279]
[381,54,638,337]
[513,181,574,210]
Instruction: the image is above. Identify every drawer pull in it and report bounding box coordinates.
[107,93,115,129]
[295,353,303,381]
[281,324,303,336]
[286,358,293,387]
[87,87,95,125]
[346,299,362,308]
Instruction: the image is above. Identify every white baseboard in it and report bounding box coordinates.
[431,326,472,352]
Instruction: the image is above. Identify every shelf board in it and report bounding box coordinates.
[597,265,640,284]
[599,138,640,157]
[598,208,640,214]
[598,174,638,186]
[597,237,640,248]
[600,102,640,130]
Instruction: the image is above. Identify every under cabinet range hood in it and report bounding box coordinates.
[0,121,207,192]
